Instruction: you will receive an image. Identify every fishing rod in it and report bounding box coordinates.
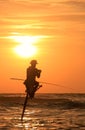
[10,77,74,90]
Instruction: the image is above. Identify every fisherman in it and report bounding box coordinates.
[24,60,42,98]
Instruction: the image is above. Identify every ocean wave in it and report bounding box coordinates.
[0,96,85,109]
[0,94,85,130]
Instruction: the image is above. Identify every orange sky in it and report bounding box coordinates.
[0,0,85,93]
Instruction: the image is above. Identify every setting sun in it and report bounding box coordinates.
[14,43,37,58]
[9,35,43,58]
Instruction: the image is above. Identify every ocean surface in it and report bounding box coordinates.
[0,93,85,130]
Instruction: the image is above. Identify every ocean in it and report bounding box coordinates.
[0,93,85,130]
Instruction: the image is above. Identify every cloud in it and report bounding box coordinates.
[62,0,85,8]
[0,0,85,37]
[0,0,7,1]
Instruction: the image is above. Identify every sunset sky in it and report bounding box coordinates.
[0,0,85,93]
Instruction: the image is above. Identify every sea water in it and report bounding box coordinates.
[0,93,85,130]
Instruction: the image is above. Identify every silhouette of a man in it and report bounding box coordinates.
[24,60,42,98]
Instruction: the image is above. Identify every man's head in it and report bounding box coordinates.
[30,60,38,66]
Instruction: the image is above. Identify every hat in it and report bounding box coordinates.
[30,60,38,65]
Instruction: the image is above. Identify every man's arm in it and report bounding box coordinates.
[36,69,42,78]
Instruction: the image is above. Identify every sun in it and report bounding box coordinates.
[14,43,37,58]
[9,35,42,58]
